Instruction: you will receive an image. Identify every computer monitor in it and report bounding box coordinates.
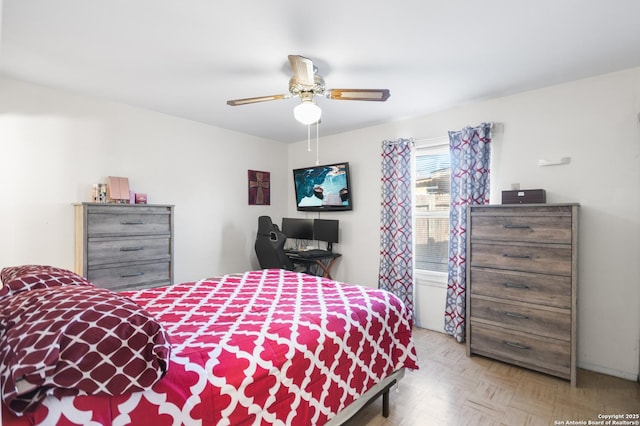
[313,219,339,251]
[281,217,314,240]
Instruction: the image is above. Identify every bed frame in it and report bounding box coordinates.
[327,369,405,424]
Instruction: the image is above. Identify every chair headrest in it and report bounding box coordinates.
[257,216,273,232]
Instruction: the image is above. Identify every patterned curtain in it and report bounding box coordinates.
[444,123,492,342]
[379,138,414,314]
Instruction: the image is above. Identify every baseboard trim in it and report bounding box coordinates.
[579,361,638,382]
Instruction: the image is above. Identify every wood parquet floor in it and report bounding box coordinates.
[345,327,640,426]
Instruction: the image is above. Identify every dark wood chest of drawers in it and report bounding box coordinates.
[466,204,578,385]
[74,203,174,291]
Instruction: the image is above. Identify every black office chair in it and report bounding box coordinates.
[255,216,295,270]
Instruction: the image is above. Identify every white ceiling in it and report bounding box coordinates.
[2,1,640,143]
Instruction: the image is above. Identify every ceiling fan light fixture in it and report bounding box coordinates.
[294,100,321,125]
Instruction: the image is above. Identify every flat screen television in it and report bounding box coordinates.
[292,162,352,211]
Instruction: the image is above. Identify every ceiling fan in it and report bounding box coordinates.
[226,55,390,125]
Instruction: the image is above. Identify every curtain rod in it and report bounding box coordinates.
[413,135,448,144]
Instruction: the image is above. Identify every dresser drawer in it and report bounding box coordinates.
[87,236,171,266]
[469,267,571,308]
[470,296,571,340]
[87,261,171,291]
[87,208,171,236]
[469,323,571,378]
[470,214,572,244]
[470,241,572,276]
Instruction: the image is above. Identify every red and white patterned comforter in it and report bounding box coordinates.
[2,269,418,425]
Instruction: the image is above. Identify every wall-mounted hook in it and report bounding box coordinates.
[538,157,571,166]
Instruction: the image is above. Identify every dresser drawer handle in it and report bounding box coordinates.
[504,224,531,229]
[504,311,529,320]
[120,272,145,278]
[504,283,530,290]
[502,340,530,350]
[121,220,144,225]
[503,254,531,259]
[120,246,144,251]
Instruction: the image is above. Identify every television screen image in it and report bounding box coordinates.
[293,162,352,211]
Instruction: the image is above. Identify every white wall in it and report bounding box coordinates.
[288,67,640,381]
[0,78,289,283]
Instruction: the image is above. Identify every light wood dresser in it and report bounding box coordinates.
[74,203,174,291]
[466,203,578,386]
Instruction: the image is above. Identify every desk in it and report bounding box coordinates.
[286,252,341,279]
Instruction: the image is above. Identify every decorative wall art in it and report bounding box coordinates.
[248,170,270,205]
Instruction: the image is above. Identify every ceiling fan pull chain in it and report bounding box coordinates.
[307,124,311,152]
[316,122,320,165]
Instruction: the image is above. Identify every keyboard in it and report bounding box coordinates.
[290,249,331,258]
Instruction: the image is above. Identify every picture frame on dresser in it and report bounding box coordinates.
[74,203,174,291]
[465,203,579,386]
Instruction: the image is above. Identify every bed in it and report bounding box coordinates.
[0,266,418,425]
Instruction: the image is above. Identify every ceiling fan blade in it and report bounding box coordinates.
[328,89,390,102]
[226,94,289,106]
[288,55,315,87]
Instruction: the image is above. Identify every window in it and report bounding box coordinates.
[414,144,450,274]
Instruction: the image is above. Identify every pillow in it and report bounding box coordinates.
[0,265,93,300]
[0,284,171,415]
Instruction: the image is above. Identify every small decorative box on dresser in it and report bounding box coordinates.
[74,203,174,291]
[466,203,579,386]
